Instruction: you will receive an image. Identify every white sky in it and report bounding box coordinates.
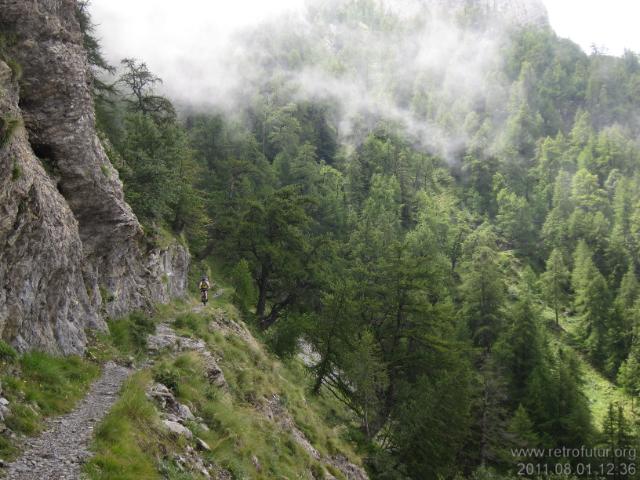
[88,0,640,103]
[90,0,640,62]
[543,0,640,55]
[89,0,305,66]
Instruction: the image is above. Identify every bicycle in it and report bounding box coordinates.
[200,288,208,306]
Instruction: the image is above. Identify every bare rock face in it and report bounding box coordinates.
[0,60,97,354]
[0,0,189,353]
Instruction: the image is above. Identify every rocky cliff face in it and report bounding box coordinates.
[0,0,189,354]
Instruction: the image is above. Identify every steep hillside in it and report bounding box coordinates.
[83,298,368,479]
[0,292,369,479]
[0,0,189,354]
[4,0,640,478]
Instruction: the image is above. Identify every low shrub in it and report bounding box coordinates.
[108,311,155,356]
[0,339,17,363]
[0,115,22,149]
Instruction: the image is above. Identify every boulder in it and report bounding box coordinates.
[196,438,211,451]
[177,403,195,421]
[163,420,193,439]
[146,383,176,409]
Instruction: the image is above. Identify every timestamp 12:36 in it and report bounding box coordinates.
[516,462,637,477]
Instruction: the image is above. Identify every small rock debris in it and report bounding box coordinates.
[4,361,131,480]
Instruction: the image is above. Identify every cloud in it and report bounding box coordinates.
[90,0,305,105]
[89,0,530,159]
[544,0,640,55]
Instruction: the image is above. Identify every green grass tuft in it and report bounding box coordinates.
[99,285,115,305]
[173,312,208,339]
[0,115,22,149]
[85,371,167,480]
[0,352,100,460]
[17,352,100,416]
[0,33,22,82]
[151,301,363,478]
[6,58,22,81]
[11,161,21,180]
[107,311,155,357]
[100,163,111,178]
[0,339,17,363]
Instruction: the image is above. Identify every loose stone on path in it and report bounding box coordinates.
[4,361,131,480]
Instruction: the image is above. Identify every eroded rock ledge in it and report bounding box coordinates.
[0,0,189,354]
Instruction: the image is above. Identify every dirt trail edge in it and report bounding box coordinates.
[5,361,131,480]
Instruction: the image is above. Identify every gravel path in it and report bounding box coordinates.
[5,361,131,480]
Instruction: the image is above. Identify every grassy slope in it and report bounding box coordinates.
[85,293,365,480]
[542,308,634,429]
[0,347,101,461]
[505,253,634,431]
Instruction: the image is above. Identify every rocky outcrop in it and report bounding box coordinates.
[0,0,189,354]
[147,323,228,389]
[259,393,369,480]
[0,59,98,354]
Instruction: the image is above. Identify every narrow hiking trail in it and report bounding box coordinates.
[5,362,131,480]
[3,295,368,480]
[2,302,221,480]
[2,296,221,480]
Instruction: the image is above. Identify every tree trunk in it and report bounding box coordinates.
[259,297,293,330]
[256,268,268,319]
[313,357,330,394]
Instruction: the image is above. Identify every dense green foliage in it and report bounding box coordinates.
[87,1,640,478]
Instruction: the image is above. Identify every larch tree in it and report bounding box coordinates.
[540,248,570,325]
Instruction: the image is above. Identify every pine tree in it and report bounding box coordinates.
[495,188,534,255]
[494,293,543,404]
[232,187,316,329]
[607,178,634,280]
[618,323,640,399]
[568,168,610,261]
[607,268,640,372]
[601,403,634,470]
[542,170,574,252]
[475,361,511,469]
[540,248,570,325]
[528,348,593,448]
[508,405,540,451]
[572,242,611,365]
[341,329,388,439]
[534,133,569,211]
[460,241,505,350]
[230,259,257,314]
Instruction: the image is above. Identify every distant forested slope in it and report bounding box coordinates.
[91,1,640,478]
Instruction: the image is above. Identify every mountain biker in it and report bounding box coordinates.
[199,276,211,304]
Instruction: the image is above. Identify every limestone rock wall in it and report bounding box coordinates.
[0,0,189,354]
[0,60,98,354]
